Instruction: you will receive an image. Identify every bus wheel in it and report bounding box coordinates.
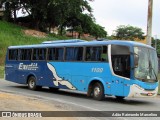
[115,96,125,100]
[93,82,104,101]
[28,76,40,90]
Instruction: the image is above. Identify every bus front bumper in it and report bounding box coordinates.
[127,84,158,98]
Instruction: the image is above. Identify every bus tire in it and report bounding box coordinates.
[28,76,40,90]
[93,82,104,101]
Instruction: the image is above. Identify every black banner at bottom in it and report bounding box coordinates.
[0,111,160,117]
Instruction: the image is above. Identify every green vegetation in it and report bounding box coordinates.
[1,0,107,39]
[0,20,64,66]
[152,40,160,54]
[0,21,44,78]
[113,25,144,40]
[0,66,4,78]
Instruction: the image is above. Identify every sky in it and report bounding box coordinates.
[89,0,160,38]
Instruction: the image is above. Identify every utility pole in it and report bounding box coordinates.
[146,0,153,46]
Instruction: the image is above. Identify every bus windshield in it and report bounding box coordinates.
[134,47,158,82]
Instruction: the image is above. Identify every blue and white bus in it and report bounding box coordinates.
[5,39,158,100]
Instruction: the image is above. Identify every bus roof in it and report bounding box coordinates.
[42,39,86,44]
[8,39,154,49]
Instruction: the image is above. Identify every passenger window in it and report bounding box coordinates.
[48,48,64,61]
[48,48,56,60]
[55,48,64,61]
[66,47,75,61]
[85,47,102,61]
[19,49,32,60]
[65,47,83,61]
[9,49,18,60]
[101,46,108,62]
[33,48,46,60]
[75,47,83,61]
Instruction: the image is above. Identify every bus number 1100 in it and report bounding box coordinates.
[91,68,103,73]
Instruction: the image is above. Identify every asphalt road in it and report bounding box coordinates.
[0,79,160,120]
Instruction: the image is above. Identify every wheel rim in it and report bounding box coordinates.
[94,86,101,97]
[29,79,35,88]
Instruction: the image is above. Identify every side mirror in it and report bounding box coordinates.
[134,54,139,68]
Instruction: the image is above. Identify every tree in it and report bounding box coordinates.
[114,25,145,40]
[1,0,21,22]
[55,0,93,35]
[66,13,93,38]
[90,23,107,39]
[1,0,107,37]
[23,0,49,31]
[152,38,160,54]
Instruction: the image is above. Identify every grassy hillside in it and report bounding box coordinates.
[0,21,44,78]
[0,20,68,78]
[0,21,45,65]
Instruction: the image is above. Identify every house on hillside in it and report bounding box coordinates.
[134,36,147,44]
[66,31,95,40]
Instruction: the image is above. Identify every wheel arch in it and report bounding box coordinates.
[87,77,106,97]
[26,73,37,84]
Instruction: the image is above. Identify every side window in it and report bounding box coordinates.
[9,49,18,60]
[75,47,83,61]
[85,46,102,61]
[48,48,56,61]
[85,47,92,61]
[65,47,83,61]
[66,47,75,61]
[55,48,64,61]
[33,48,46,60]
[101,46,108,62]
[19,49,32,60]
[48,48,64,61]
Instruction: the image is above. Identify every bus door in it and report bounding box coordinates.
[110,45,131,96]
